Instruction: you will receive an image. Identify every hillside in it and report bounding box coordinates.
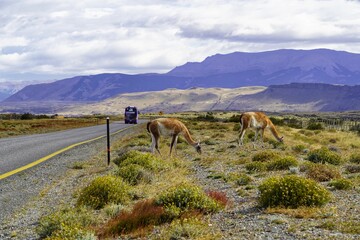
[3,49,360,103]
[57,83,360,115]
[58,87,266,115]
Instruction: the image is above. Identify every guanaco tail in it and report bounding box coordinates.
[147,118,201,156]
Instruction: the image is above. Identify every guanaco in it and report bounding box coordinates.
[147,118,201,156]
[238,112,283,146]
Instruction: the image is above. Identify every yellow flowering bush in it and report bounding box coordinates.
[156,183,223,217]
[113,150,164,171]
[37,207,94,239]
[266,156,299,171]
[258,175,331,208]
[77,176,131,209]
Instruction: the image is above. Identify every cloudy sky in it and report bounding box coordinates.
[1,0,360,83]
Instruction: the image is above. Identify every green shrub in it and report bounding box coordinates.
[204,139,216,145]
[245,162,266,172]
[307,148,341,165]
[252,150,281,162]
[306,163,341,182]
[77,176,131,209]
[266,139,285,149]
[44,225,96,240]
[115,164,152,185]
[156,183,223,217]
[269,117,284,126]
[266,156,298,171]
[114,150,164,171]
[228,114,241,123]
[235,174,253,186]
[37,207,94,239]
[283,118,303,129]
[233,124,241,131]
[329,178,353,190]
[349,153,360,164]
[258,175,331,208]
[196,112,217,122]
[307,122,324,130]
[292,144,307,153]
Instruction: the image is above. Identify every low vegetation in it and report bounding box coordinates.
[258,175,331,208]
[307,147,342,165]
[7,111,359,239]
[76,176,131,209]
[0,113,107,138]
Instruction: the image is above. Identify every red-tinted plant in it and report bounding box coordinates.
[206,190,228,207]
[99,199,170,238]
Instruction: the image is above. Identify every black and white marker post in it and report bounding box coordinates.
[106,117,110,165]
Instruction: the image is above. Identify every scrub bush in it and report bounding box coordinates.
[258,175,331,208]
[114,150,164,171]
[306,164,341,182]
[115,164,152,185]
[37,207,95,239]
[77,176,131,209]
[252,150,281,162]
[156,183,223,217]
[349,153,360,164]
[245,162,267,172]
[307,148,341,165]
[329,178,353,190]
[266,156,299,171]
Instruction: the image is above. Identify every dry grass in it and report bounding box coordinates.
[0,118,105,138]
[265,206,337,219]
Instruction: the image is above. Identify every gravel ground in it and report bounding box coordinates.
[189,157,360,240]
[0,124,359,240]
[0,126,143,240]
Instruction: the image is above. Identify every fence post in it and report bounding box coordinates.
[107,117,110,166]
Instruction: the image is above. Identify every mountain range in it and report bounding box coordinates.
[3,48,360,103]
[1,48,360,113]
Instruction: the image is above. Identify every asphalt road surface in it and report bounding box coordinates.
[0,120,145,179]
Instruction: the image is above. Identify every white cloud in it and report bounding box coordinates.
[1,0,360,82]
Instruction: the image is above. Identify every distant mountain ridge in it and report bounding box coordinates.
[55,83,360,115]
[3,48,360,102]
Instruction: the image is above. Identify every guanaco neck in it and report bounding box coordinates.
[268,121,282,141]
[182,127,197,146]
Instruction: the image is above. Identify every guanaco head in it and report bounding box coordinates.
[279,136,284,143]
[195,141,202,154]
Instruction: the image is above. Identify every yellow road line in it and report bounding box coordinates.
[0,126,133,181]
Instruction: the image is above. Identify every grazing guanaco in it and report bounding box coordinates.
[238,112,283,146]
[147,118,201,156]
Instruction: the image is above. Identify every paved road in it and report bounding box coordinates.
[0,120,145,178]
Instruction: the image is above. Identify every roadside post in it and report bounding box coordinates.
[107,117,110,165]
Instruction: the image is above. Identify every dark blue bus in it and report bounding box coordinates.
[124,106,139,124]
